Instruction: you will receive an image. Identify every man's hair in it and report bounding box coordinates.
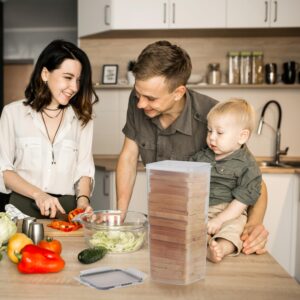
[133,40,192,92]
[207,98,256,133]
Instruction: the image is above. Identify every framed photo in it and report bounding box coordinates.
[102,64,118,84]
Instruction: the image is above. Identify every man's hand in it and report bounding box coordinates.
[241,224,269,255]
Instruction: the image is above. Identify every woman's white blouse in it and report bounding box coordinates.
[0,100,95,195]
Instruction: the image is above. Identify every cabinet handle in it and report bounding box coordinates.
[273,1,278,23]
[104,5,110,25]
[172,3,176,24]
[163,2,167,24]
[264,1,268,22]
[103,174,110,196]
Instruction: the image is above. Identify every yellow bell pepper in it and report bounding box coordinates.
[7,233,33,263]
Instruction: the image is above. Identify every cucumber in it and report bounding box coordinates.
[78,247,108,264]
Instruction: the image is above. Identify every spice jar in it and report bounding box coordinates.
[228,51,240,84]
[252,51,264,84]
[240,51,252,84]
[207,63,221,85]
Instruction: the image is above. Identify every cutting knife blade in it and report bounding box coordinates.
[55,211,69,221]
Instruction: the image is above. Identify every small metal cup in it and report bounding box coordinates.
[29,222,44,244]
[22,217,37,236]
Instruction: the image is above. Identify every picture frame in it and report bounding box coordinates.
[101,64,118,84]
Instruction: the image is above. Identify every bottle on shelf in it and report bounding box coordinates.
[252,51,264,84]
[228,51,240,85]
[207,63,221,85]
[240,51,252,85]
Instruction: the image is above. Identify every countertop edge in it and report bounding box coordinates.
[93,155,300,174]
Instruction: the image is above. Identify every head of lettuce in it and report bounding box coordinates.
[0,212,17,247]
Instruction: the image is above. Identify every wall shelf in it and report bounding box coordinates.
[94,83,300,90]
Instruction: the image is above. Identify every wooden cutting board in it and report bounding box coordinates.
[17,219,84,237]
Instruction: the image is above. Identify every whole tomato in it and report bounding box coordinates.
[38,236,62,255]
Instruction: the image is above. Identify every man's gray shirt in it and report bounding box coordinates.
[122,88,218,165]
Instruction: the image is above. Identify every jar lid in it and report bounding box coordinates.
[252,51,263,56]
[240,51,251,56]
[228,51,240,56]
[208,63,220,70]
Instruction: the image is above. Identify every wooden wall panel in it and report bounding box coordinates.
[80,35,300,85]
[4,62,33,105]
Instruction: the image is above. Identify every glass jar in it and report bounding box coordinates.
[228,51,240,84]
[240,51,252,84]
[207,63,221,85]
[252,51,264,84]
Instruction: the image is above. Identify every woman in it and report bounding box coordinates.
[0,39,98,218]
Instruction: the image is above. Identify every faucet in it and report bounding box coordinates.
[257,100,289,166]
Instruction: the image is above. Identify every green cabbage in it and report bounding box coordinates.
[0,212,17,247]
[89,230,145,253]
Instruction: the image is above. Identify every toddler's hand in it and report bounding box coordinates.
[207,218,223,235]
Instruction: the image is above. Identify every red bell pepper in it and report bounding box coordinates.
[47,208,84,232]
[17,244,65,274]
[68,208,85,224]
[47,220,81,232]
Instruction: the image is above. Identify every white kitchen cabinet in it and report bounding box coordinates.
[109,170,148,215]
[78,0,226,37]
[227,0,300,28]
[78,0,167,37]
[263,173,299,277]
[168,0,226,29]
[270,0,300,28]
[92,89,130,155]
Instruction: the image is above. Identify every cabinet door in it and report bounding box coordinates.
[227,0,270,28]
[263,174,298,277]
[109,171,148,215]
[112,0,168,29]
[169,0,226,29]
[270,0,300,27]
[78,0,110,37]
[92,91,122,154]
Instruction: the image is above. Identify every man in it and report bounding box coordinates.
[116,40,268,255]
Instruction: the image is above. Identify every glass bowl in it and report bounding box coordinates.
[80,210,148,253]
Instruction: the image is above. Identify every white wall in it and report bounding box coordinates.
[196,87,300,157]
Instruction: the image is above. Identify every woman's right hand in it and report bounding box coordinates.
[33,192,65,218]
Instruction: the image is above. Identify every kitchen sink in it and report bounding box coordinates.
[259,161,300,168]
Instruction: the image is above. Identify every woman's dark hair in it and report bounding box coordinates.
[24,39,98,126]
[133,40,192,92]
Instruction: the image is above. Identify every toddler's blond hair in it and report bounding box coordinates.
[207,98,256,134]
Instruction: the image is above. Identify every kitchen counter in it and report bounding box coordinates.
[94,155,145,172]
[94,154,300,174]
[1,231,300,300]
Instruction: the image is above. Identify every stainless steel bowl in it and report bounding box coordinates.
[80,210,148,253]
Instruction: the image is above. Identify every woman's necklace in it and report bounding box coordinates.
[42,108,63,119]
[41,109,64,164]
[44,107,61,111]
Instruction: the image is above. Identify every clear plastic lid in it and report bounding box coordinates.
[79,268,145,290]
[146,160,210,174]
